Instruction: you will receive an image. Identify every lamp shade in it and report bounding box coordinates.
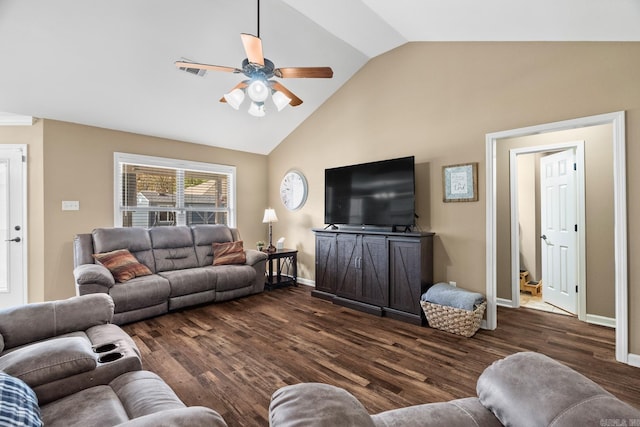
[272,90,291,112]
[248,101,266,117]
[223,88,245,110]
[247,79,270,102]
[262,208,278,223]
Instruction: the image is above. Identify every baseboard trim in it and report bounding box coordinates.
[585,314,616,328]
[297,278,314,287]
[628,353,640,368]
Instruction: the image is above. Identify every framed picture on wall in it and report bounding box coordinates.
[443,162,478,202]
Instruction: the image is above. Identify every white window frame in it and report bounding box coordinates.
[114,152,236,228]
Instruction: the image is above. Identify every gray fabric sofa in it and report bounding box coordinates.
[40,370,226,427]
[269,352,640,426]
[0,293,141,405]
[0,294,227,426]
[74,224,268,324]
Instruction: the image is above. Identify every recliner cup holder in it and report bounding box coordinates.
[98,352,124,363]
[93,343,118,353]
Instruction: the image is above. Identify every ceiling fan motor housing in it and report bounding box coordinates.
[242,58,275,79]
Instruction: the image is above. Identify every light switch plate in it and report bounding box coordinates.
[62,200,80,211]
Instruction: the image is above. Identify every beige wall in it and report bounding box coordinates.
[517,154,537,281]
[268,42,640,352]
[1,120,268,301]
[498,125,614,318]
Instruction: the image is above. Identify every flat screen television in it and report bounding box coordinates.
[324,156,415,228]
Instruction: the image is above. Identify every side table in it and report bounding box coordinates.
[264,248,298,290]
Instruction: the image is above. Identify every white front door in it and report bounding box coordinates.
[0,145,26,309]
[540,149,577,314]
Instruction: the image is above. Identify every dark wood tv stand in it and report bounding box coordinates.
[312,228,434,325]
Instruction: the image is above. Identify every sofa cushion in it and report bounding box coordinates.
[159,267,217,297]
[192,224,234,266]
[210,265,255,292]
[40,384,129,427]
[110,371,186,418]
[477,352,640,426]
[270,383,375,427]
[0,372,42,427]
[93,249,153,282]
[372,397,502,427]
[0,337,96,387]
[93,227,155,272]
[109,275,171,313]
[149,227,199,272]
[213,241,246,266]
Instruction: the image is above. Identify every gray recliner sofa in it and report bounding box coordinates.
[73,224,268,325]
[269,352,640,426]
[0,293,141,405]
[0,294,227,427]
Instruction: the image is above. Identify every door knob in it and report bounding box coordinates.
[540,235,547,240]
[6,237,20,242]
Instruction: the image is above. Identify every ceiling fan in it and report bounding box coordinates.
[175,0,333,117]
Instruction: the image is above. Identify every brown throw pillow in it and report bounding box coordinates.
[93,249,152,282]
[213,241,246,266]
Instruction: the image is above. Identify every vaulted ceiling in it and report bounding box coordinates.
[1,0,639,154]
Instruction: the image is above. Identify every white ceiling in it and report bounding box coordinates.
[1,0,639,155]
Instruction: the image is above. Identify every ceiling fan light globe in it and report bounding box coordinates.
[247,80,270,102]
[224,88,245,110]
[272,90,291,112]
[248,101,266,117]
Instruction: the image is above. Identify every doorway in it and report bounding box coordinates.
[511,143,585,317]
[0,144,27,309]
[485,111,628,364]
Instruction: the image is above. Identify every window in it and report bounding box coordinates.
[114,153,236,228]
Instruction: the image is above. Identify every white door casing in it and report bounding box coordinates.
[0,145,27,309]
[486,111,628,364]
[540,149,577,314]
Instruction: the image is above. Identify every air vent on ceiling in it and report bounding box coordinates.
[178,58,207,77]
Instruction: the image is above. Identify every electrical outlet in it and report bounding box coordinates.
[449,281,457,287]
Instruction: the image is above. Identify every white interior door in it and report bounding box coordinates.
[540,149,577,314]
[0,145,26,309]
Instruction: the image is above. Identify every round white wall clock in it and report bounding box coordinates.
[280,170,308,211]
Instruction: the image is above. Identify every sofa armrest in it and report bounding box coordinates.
[0,294,115,350]
[477,352,640,426]
[0,336,96,387]
[245,249,268,266]
[74,264,115,288]
[114,407,228,427]
[269,383,375,427]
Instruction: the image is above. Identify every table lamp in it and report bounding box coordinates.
[262,208,278,252]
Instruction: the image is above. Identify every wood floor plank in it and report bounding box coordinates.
[123,286,640,426]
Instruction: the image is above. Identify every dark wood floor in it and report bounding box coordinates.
[123,286,640,426]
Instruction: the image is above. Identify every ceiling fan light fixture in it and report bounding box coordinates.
[272,90,291,112]
[248,101,266,117]
[223,88,245,110]
[247,79,269,103]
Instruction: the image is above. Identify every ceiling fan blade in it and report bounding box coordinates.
[271,82,303,107]
[274,67,333,79]
[240,33,265,66]
[219,82,249,103]
[175,61,241,73]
